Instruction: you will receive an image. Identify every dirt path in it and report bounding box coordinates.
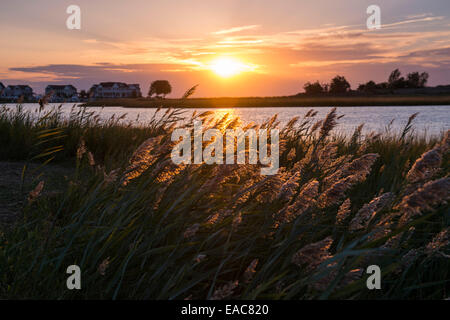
[0,161,72,226]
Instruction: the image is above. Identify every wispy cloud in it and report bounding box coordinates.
[212,25,260,35]
[381,16,445,29]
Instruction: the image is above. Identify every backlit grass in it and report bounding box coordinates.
[0,104,448,299]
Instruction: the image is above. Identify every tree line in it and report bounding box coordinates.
[79,69,430,100]
[303,69,429,96]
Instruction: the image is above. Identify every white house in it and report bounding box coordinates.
[1,85,34,101]
[89,82,141,99]
[45,85,78,102]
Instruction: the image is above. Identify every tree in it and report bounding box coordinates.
[303,81,326,95]
[388,69,401,85]
[407,72,429,88]
[406,72,420,88]
[357,80,377,94]
[148,80,172,98]
[79,90,87,99]
[329,75,350,95]
[376,82,388,90]
[388,69,407,89]
[419,72,429,88]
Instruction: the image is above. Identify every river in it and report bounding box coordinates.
[3,103,449,137]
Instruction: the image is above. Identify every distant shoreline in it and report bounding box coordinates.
[80,95,450,108]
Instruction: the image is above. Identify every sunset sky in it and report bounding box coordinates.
[1,0,450,97]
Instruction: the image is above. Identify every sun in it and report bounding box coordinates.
[209,57,251,78]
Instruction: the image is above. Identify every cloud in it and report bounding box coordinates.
[4,11,450,96]
[212,25,261,35]
[5,62,295,97]
[401,47,450,58]
[9,63,192,78]
[381,16,445,29]
[7,63,200,94]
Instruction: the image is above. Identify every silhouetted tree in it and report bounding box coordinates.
[407,72,429,88]
[388,69,401,85]
[388,69,429,89]
[407,72,420,88]
[79,90,87,99]
[148,80,172,98]
[357,80,377,94]
[376,82,389,89]
[329,75,350,95]
[388,69,407,89]
[303,81,326,95]
[419,72,429,88]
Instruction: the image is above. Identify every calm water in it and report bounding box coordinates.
[5,103,450,137]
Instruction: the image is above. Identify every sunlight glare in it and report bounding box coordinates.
[210,58,251,78]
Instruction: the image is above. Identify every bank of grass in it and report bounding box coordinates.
[82,95,450,108]
[0,104,448,299]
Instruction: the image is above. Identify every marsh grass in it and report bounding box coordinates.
[0,104,448,299]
